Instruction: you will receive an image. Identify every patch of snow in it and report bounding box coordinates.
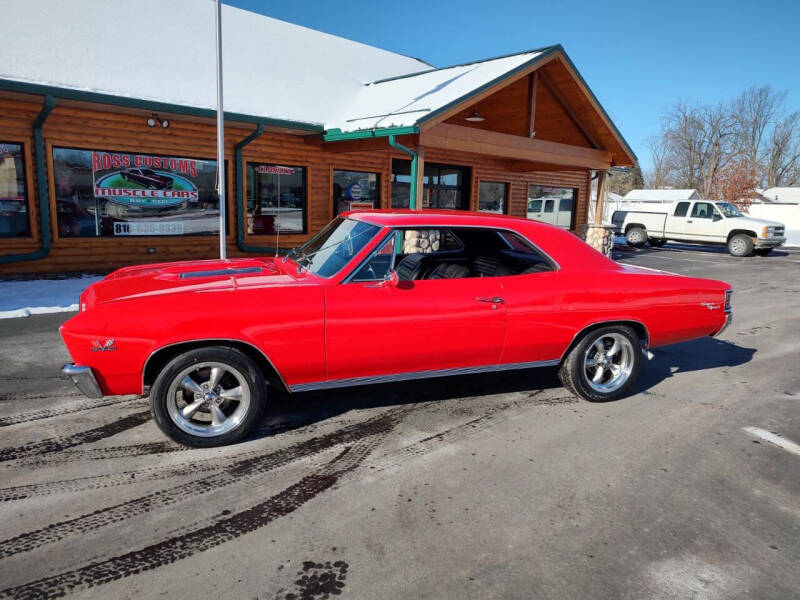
[0,275,103,320]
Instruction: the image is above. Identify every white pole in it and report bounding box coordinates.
[214,0,226,259]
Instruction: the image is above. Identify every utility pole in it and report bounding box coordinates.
[214,0,227,259]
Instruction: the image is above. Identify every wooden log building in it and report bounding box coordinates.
[0,0,636,275]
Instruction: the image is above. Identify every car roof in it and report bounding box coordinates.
[343,209,551,230]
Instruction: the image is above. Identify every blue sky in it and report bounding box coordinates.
[229,0,800,170]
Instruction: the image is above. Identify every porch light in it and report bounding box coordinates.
[465,107,484,122]
[147,114,170,128]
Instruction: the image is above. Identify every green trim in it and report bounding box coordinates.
[0,95,54,265]
[0,78,324,132]
[234,124,282,255]
[323,126,418,142]
[388,135,418,210]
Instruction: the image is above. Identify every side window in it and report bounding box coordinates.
[496,231,555,275]
[690,202,713,219]
[350,233,396,282]
[674,202,690,217]
[544,200,555,213]
[401,229,461,255]
[528,200,542,212]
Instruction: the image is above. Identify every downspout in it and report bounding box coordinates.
[234,123,280,254]
[387,134,418,210]
[0,95,54,264]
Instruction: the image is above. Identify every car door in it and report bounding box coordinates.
[664,201,690,239]
[684,201,726,242]
[323,231,507,383]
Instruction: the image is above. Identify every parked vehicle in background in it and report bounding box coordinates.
[0,196,28,236]
[527,197,573,228]
[120,168,174,189]
[613,200,786,256]
[61,211,732,447]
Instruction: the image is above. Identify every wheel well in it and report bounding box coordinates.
[142,340,288,395]
[625,223,646,234]
[727,229,757,243]
[560,321,649,364]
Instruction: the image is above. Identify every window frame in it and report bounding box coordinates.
[391,160,472,210]
[341,225,560,283]
[244,161,309,236]
[477,180,510,215]
[50,143,227,240]
[0,139,35,240]
[332,168,381,217]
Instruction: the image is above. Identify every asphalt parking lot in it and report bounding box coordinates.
[1,244,798,599]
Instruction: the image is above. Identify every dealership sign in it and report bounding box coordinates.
[92,151,200,208]
[255,165,296,175]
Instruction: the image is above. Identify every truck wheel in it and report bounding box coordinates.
[649,238,667,247]
[559,325,641,402]
[728,234,754,257]
[625,227,648,248]
[754,248,773,256]
[150,346,267,447]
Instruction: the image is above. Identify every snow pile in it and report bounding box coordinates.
[0,275,103,319]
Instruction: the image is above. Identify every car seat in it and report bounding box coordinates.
[394,253,427,281]
[427,263,470,279]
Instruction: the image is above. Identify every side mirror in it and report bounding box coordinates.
[366,269,399,288]
[712,213,722,222]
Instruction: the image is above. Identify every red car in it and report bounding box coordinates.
[61,211,732,447]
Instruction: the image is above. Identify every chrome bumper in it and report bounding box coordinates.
[62,363,103,399]
[755,237,785,248]
[713,313,733,337]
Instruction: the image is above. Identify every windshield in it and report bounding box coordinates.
[287,217,380,277]
[715,202,743,218]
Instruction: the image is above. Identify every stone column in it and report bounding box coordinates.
[583,170,615,256]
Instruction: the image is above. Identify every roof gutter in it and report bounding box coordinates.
[387,134,418,210]
[323,126,418,142]
[0,95,54,264]
[234,124,283,255]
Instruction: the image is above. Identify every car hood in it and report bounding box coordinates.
[81,257,307,309]
[737,216,784,228]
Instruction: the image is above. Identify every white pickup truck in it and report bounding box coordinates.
[613,200,786,256]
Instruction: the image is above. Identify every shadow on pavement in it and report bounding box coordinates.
[632,337,756,395]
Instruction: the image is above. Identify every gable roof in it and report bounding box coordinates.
[624,189,700,201]
[759,187,800,203]
[1,0,635,165]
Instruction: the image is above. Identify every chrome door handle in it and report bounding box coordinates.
[476,296,505,304]
[686,219,693,223]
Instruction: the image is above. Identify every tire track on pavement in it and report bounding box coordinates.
[0,407,412,559]
[0,396,142,427]
[0,418,394,599]
[0,410,151,463]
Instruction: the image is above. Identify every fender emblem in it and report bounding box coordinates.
[91,339,117,352]
[700,302,721,311]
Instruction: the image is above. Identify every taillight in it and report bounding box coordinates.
[724,289,732,313]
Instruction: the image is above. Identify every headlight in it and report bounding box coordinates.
[762,226,776,237]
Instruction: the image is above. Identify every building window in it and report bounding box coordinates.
[391,160,470,210]
[333,170,379,216]
[478,181,508,214]
[0,142,30,237]
[53,147,222,237]
[527,185,577,229]
[246,163,306,234]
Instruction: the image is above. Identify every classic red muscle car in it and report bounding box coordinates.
[61,211,732,446]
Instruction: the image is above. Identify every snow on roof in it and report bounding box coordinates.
[325,49,549,132]
[759,187,800,203]
[0,0,430,127]
[623,189,700,201]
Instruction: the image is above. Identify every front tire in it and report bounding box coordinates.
[559,325,641,402]
[626,227,648,248]
[728,234,754,257]
[150,346,266,447]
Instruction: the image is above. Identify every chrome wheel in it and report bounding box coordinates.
[165,361,251,438]
[583,333,635,393]
[730,238,746,255]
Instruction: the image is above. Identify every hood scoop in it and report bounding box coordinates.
[179,266,264,279]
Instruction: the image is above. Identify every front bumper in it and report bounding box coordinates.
[755,237,785,249]
[713,313,733,337]
[62,363,103,399]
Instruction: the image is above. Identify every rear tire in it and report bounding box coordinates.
[559,325,641,402]
[753,248,773,256]
[728,234,754,257]
[150,346,266,447]
[625,227,648,248]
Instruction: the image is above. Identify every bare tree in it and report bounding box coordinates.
[731,85,785,175]
[644,135,671,188]
[764,111,800,187]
